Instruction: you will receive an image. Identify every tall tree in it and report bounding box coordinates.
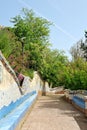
[11,8,51,69]
[39,48,68,87]
[63,58,87,90]
[80,31,87,61]
[70,39,84,61]
[11,8,51,51]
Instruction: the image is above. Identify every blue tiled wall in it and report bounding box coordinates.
[72,96,85,109]
[0,91,36,120]
[0,90,37,130]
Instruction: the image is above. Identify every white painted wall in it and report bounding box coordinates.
[29,71,44,92]
[0,61,21,109]
[21,76,31,94]
[45,82,50,92]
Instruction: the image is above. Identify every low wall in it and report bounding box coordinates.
[64,91,73,103]
[64,92,87,117]
[72,96,85,113]
[83,96,87,116]
[0,91,37,130]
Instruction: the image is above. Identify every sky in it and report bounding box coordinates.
[0,0,87,59]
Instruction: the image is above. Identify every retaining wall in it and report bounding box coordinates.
[0,53,21,109]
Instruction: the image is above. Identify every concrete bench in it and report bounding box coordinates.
[72,96,85,109]
[0,91,37,130]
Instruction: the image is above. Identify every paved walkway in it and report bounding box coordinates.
[20,95,87,130]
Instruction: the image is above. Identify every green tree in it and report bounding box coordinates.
[39,48,68,87]
[70,39,83,61]
[11,8,51,58]
[63,58,87,90]
[80,31,87,61]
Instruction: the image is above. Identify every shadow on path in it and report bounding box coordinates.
[38,95,87,130]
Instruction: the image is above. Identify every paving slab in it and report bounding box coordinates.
[20,95,87,130]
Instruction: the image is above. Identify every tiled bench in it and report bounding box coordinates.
[72,96,85,109]
[72,95,85,114]
[0,91,37,130]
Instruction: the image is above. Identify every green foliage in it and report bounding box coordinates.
[0,28,15,58]
[80,31,87,61]
[22,69,34,79]
[63,58,87,90]
[11,8,51,48]
[39,48,68,87]
[1,8,87,90]
[10,8,52,74]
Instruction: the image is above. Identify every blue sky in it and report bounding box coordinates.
[0,0,87,59]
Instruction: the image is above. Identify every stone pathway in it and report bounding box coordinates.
[20,95,87,130]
